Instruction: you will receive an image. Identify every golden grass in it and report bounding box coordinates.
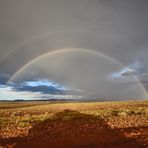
[0,100,147,127]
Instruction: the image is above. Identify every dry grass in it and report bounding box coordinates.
[0,100,148,138]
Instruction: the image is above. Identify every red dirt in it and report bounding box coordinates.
[0,110,147,148]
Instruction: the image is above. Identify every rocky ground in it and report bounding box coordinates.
[0,101,148,148]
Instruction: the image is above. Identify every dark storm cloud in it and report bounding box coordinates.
[0,0,148,100]
[0,73,10,85]
[0,0,148,64]
[12,85,63,95]
[13,85,84,96]
[5,78,84,96]
[6,79,65,95]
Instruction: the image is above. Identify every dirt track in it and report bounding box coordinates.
[0,110,148,148]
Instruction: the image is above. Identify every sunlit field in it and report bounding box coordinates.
[0,100,148,147]
[1,0,148,147]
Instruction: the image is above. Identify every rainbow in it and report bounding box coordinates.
[7,48,148,98]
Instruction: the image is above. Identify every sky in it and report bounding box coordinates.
[0,0,148,101]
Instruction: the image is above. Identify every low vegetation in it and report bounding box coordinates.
[0,100,148,147]
[0,100,147,137]
[0,101,148,127]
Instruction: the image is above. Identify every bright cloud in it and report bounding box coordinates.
[25,79,70,90]
[0,85,82,100]
[112,67,136,78]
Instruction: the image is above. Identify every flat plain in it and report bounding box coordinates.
[0,100,148,148]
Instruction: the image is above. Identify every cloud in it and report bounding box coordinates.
[14,85,63,95]
[0,85,41,100]
[0,78,85,100]
[0,0,148,100]
[111,67,136,78]
[111,60,147,78]
[25,79,69,90]
[7,79,66,95]
[0,84,82,101]
[0,73,10,85]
